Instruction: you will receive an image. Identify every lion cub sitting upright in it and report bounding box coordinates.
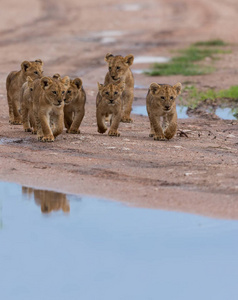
[32,76,69,142]
[104,53,134,123]
[6,59,43,124]
[146,82,182,140]
[96,81,125,137]
[63,78,86,134]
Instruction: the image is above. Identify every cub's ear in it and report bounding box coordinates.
[35,59,43,65]
[97,82,104,91]
[124,54,134,66]
[26,76,33,84]
[73,78,82,89]
[105,53,114,62]
[61,76,70,87]
[21,61,31,72]
[173,82,182,95]
[41,77,52,90]
[52,73,61,80]
[150,82,160,94]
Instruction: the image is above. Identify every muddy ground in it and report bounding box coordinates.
[0,0,238,219]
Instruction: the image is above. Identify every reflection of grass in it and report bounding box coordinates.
[184,85,238,109]
[147,40,230,76]
[193,39,228,47]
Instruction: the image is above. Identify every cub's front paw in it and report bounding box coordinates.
[108,130,120,137]
[67,129,80,134]
[154,134,166,141]
[98,127,107,134]
[164,130,175,140]
[41,135,54,142]
[149,133,154,137]
[24,128,32,132]
[11,119,22,125]
[121,117,133,123]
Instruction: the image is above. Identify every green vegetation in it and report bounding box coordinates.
[147,40,230,76]
[193,39,228,47]
[184,85,238,108]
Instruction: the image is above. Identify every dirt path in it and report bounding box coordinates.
[0,0,238,219]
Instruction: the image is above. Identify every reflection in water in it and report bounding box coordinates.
[22,187,70,214]
[1,182,238,300]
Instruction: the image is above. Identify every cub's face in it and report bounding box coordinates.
[105,53,134,81]
[98,82,124,106]
[64,78,83,105]
[41,77,66,107]
[21,59,43,80]
[149,83,182,112]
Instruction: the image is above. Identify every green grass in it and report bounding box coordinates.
[193,39,228,47]
[184,85,238,108]
[147,40,230,76]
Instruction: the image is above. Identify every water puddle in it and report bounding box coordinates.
[1,181,238,300]
[134,56,170,64]
[79,31,124,44]
[115,4,143,11]
[132,105,237,120]
[132,105,189,119]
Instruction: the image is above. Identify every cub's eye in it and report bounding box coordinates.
[116,66,120,70]
[109,67,112,70]
[52,91,57,95]
[161,96,165,100]
[62,91,65,94]
[114,91,118,95]
[170,96,174,100]
[30,88,33,92]
[67,90,71,94]
[34,71,38,75]
[105,92,109,95]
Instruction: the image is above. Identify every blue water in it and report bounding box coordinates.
[132,105,237,120]
[0,182,238,300]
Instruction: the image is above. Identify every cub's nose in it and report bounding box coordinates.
[112,76,116,80]
[58,100,62,104]
[165,105,170,110]
[109,99,114,103]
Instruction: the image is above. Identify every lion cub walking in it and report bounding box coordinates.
[146,82,182,140]
[20,76,37,133]
[64,78,86,134]
[32,76,69,142]
[96,81,125,137]
[6,59,43,124]
[104,53,134,123]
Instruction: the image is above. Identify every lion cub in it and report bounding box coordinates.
[32,76,69,142]
[146,82,182,140]
[20,76,37,133]
[64,78,86,134]
[104,53,134,123]
[96,81,125,137]
[6,59,43,124]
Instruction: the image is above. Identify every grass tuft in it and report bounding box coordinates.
[147,40,230,76]
[193,39,228,47]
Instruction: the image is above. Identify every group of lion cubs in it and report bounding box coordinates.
[6,53,182,142]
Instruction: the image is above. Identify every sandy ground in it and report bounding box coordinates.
[0,0,238,219]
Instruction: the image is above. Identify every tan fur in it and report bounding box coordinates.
[32,76,70,142]
[6,59,43,124]
[146,82,182,140]
[20,76,37,133]
[104,53,134,123]
[64,78,86,134]
[96,81,125,137]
